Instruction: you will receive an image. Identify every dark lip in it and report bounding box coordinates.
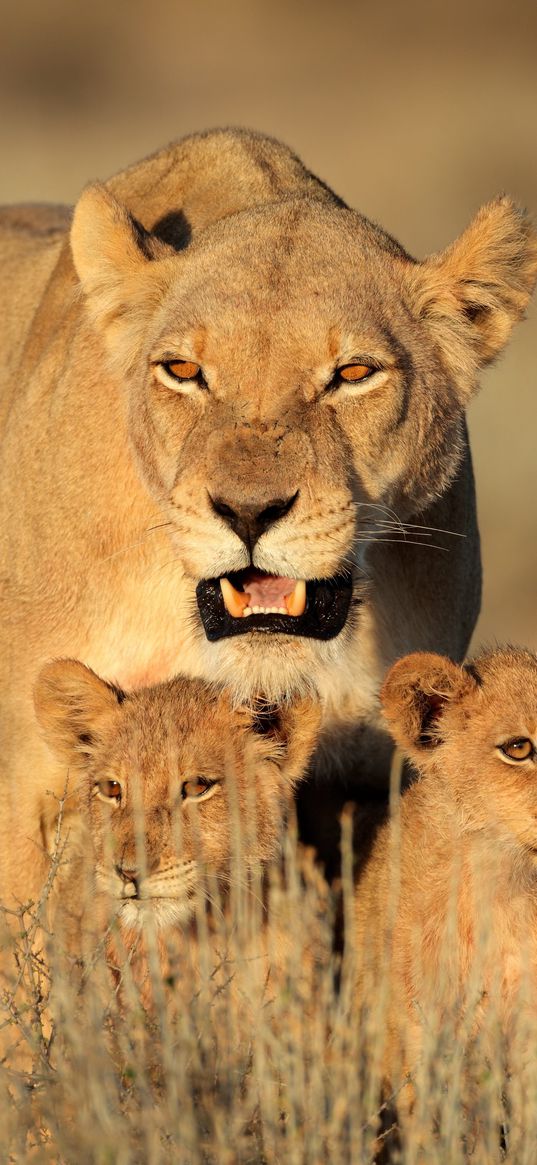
[196,572,356,642]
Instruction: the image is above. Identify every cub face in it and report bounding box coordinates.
[34,660,321,931]
[381,647,537,854]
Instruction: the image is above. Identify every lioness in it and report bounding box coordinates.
[355,647,537,1126]
[1,129,536,903]
[32,658,321,1003]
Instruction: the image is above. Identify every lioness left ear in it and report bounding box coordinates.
[252,695,322,784]
[70,184,173,371]
[381,652,476,758]
[410,197,537,397]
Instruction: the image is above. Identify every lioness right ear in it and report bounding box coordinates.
[410,197,537,398]
[70,185,173,370]
[381,652,476,758]
[34,658,125,767]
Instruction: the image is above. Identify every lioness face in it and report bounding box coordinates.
[71,188,537,699]
[34,660,320,931]
[382,648,537,856]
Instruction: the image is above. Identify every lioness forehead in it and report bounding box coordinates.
[183,198,408,265]
[158,201,412,334]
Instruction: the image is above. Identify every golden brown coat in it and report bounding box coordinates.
[33,658,322,1007]
[1,129,536,904]
[355,647,537,1113]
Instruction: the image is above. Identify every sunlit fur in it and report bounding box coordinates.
[355,646,537,1124]
[33,658,321,949]
[1,130,536,907]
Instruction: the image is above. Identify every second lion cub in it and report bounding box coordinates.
[33,660,322,1001]
[355,646,537,1133]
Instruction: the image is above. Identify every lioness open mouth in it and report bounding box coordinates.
[196,569,354,642]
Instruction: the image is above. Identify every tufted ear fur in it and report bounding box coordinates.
[251,694,322,784]
[34,658,125,767]
[410,197,537,398]
[70,184,173,371]
[381,652,476,758]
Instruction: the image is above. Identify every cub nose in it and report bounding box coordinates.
[209,491,298,551]
[116,865,139,895]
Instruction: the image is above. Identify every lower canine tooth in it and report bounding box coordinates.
[286,579,307,617]
[220,578,251,618]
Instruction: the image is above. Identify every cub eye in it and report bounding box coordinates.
[338,363,379,383]
[181,777,219,803]
[94,779,122,805]
[498,738,534,762]
[163,360,201,381]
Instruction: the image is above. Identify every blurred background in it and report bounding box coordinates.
[1,0,535,649]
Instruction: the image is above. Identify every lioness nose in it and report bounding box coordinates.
[209,491,298,551]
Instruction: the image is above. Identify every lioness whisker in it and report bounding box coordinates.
[360,525,438,542]
[355,536,449,552]
[354,501,406,529]
[360,520,465,539]
[354,501,466,541]
[100,522,174,563]
[394,521,465,538]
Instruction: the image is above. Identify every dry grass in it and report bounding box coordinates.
[3,784,537,1165]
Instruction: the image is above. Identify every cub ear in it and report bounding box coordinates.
[381,652,476,758]
[251,694,322,784]
[34,658,125,767]
[410,197,537,397]
[70,184,173,370]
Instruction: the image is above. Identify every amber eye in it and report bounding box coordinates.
[339,363,376,382]
[94,779,122,805]
[498,738,534,762]
[181,777,219,802]
[163,360,201,381]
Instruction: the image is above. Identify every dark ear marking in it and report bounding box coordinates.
[462,302,490,324]
[417,690,446,747]
[381,652,474,757]
[463,662,483,687]
[132,215,161,261]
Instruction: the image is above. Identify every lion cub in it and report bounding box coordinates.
[34,660,321,979]
[355,647,537,1115]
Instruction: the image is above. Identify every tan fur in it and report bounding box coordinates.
[1,129,536,905]
[32,660,321,1002]
[355,647,537,1116]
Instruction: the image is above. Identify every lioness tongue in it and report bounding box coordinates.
[220,573,307,618]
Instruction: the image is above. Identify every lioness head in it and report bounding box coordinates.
[381,647,537,852]
[70,173,537,700]
[34,660,320,931]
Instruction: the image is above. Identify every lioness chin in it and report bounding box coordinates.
[0,128,536,903]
